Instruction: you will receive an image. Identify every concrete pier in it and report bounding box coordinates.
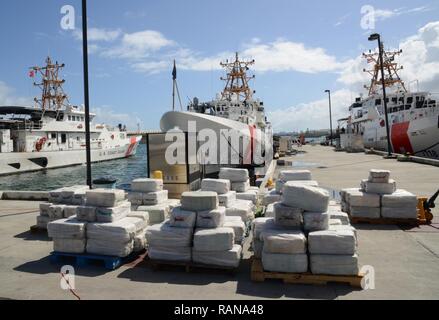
[0,145,438,300]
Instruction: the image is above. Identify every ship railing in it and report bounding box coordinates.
[0,120,43,130]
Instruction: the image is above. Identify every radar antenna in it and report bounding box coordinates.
[30,56,69,111]
[220,52,255,102]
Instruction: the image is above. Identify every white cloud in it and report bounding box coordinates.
[73,28,122,42]
[92,105,141,131]
[103,30,175,60]
[368,6,431,22]
[0,81,31,106]
[267,89,354,132]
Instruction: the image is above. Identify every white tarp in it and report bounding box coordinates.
[148,246,191,262]
[201,179,231,194]
[87,218,137,242]
[224,216,246,243]
[262,253,308,273]
[131,178,163,193]
[231,180,250,193]
[308,229,357,255]
[86,189,126,207]
[361,179,396,195]
[381,207,418,219]
[369,169,390,183]
[347,189,381,207]
[381,189,418,208]
[77,206,97,222]
[145,221,193,247]
[263,190,282,206]
[63,206,78,218]
[219,168,249,182]
[225,199,255,222]
[169,207,197,228]
[303,212,329,231]
[282,184,329,212]
[279,170,312,182]
[310,254,359,275]
[87,239,133,257]
[181,191,218,211]
[274,203,303,228]
[196,207,226,228]
[137,204,170,225]
[350,206,381,219]
[261,230,307,254]
[48,205,66,219]
[218,191,237,208]
[193,227,234,252]
[192,244,242,268]
[53,238,86,254]
[236,190,258,204]
[48,218,86,239]
[96,201,131,223]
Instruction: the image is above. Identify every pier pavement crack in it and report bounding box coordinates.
[408,234,439,260]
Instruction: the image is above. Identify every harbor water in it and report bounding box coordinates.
[0,145,148,191]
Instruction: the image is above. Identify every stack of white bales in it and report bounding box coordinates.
[48,218,87,254]
[190,191,242,268]
[253,183,359,275]
[220,168,250,193]
[201,179,246,244]
[275,170,318,194]
[341,169,417,219]
[128,179,171,224]
[84,189,148,256]
[36,185,89,229]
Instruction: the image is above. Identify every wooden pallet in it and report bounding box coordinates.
[146,257,238,275]
[50,250,145,270]
[251,258,364,288]
[348,215,426,226]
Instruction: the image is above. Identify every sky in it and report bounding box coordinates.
[0,0,438,132]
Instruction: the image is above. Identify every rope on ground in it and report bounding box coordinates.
[61,272,81,300]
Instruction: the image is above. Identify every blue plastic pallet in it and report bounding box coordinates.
[49,251,142,270]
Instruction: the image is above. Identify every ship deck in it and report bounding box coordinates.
[1,145,439,300]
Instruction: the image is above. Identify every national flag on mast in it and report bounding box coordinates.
[29,70,35,78]
[172,60,177,80]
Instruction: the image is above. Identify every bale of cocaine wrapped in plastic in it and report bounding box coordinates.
[224,216,246,244]
[368,169,390,183]
[192,244,242,268]
[225,199,255,222]
[48,218,87,254]
[344,188,381,218]
[219,168,249,182]
[48,205,66,220]
[265,203,275,217]
[201,179,230,194]
[231,180,250,193]
[282,183,329,213]
[328,210,350,225]
[63,206,78,218]
[262,189,282,206]
[181,191,218,212]
[261,230,307,255]
[273,203,303,228]
[86,189,126,207]
[381,189,418,219]
[218,191,236,208]
[235,189,258,205]
[276,180,319,194]
[310,254,359,275]
[131,178,163,193]
[96,201,131,223]
[308,229,357,255]
[262,253,308,273]
[128,190,168,206]
[303,212,330,231]
[76,206,97,222]
[169,207,197,228]
[361,179,396,195]
[136,203,171,225]
[196,207,226,228]
[275,170,313,194]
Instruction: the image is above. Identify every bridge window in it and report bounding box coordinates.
[51,133,57,139]
[61,134,67,144]
[375,99,381,105]
[68,116,71,121]
[407,97,413,104]
[392,97,397,103]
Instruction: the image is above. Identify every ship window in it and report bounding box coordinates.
[51,133,56,139]
[375,99,381,105]
[407,97,413,104]
[399,97,404,102]
[77,137,80,141]
[61,134,67,144]
[392,97,397,103]
[68,116,71,121]
[385,98,389,103]
[405,105,411,110]
[81,117,84,121]
[399,106,404,111]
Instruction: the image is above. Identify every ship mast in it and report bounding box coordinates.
[363,46,407,95]
[220,52,255,102]
[31,57,69,111]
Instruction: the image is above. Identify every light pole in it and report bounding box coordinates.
[82,0,92,188]
[368,33,393,157]
[324,90,333,146]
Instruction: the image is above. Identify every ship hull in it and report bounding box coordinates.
[362,116,439,159]
[0,136,141,176]
[160,111,274,174]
